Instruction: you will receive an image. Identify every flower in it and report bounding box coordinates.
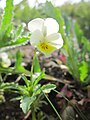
[28,18,63,56]
[0,52,11,68]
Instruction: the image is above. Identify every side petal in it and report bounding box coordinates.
[28,18,44,32]
[30,30,43,46]
[46,33,63,49]
[44,18,59,35]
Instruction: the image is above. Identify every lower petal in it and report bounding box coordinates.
[37,42,57,56]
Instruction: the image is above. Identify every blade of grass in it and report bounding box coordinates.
[43,92,62,120]
[54,90,88,120]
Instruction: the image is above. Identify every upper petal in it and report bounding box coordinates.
[30,30,43,46]
[28,18,44,32]
[46,33,63,49]
[44,18,59,35]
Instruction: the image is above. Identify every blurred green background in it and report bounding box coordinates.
[0,0,90,39]
[14,0,90,39]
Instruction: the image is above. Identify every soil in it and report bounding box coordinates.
[0,45,90,120]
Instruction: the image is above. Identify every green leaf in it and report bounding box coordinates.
[33,71,45,86]
[21,75,30,87]
[5,23,13,37]
[0,36,29,48]
[33,84,41,95]
[79,61,88,81]
[20,96,36,114]
[0,82,18,91]
[10,36,29,46]
[64,16,71,36]
[41,84,56,93]
[74,22,90,51]
[33,55,41,73]
[74,22,83,44]
[82,37,90,52]
[15,50,23,69]
[15,51,23,69]
[0,66,13,73]
[15,85,30,95]
[0,0,13,45]
[15,50,29,74]
[15,24,24,38]
[0,0,13,31]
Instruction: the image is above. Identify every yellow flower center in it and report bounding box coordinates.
[40,42,49,50]
[37,42,56,55]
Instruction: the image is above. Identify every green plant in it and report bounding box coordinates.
[0,1,89,120]
[0,0,29,50]
[43,2,90,84]
[0,0,30,74]
[60,1,90,39]
[0,72,18,104]
[11,51,56,119]
[64,17,90,83]
[0,1,63,119]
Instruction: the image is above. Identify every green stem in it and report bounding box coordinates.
[32,109,36,120]
[0,73,3,83]
[30,49,36,82]
[43,92,62,120]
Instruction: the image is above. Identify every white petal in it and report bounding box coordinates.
[46,33,63,49]
[46,33,60,40]
[0,52,8,60]
[44,18,59,35]
[30,30,43,46]
[3,59,11,67]
[28,18,44,32]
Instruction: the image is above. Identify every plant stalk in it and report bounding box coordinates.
[32,109,36,120]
